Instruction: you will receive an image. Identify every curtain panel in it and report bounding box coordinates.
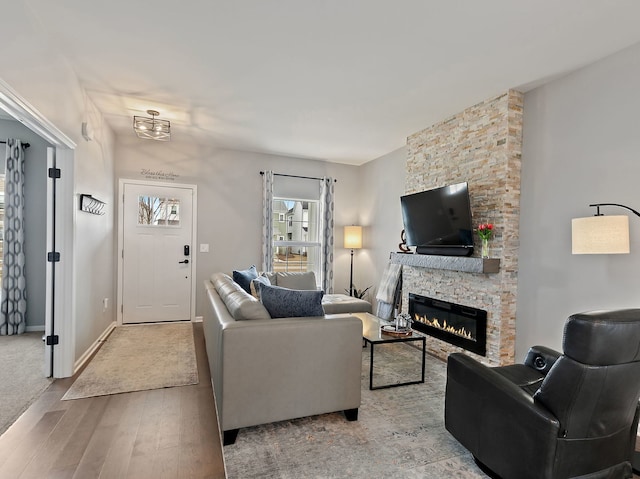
[320,177,335,293]
[1,139,27,335]
[261,171,274,273]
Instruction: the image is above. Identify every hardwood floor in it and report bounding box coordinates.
[0,322,225,479]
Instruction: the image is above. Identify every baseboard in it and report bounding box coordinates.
[73,321,117,374]
[26,325,45,333]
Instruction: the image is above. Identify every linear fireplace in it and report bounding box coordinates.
[409,293,487,356]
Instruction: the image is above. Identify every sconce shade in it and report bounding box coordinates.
[571,215,630,254]
[344,226,362,249]
[133,109,171,141]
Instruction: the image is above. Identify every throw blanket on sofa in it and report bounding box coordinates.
[375,263,402,320]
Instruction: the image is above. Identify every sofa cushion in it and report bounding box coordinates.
[232,265,258,293]
[211,272,271,320]
[258,283,324,318]
[276,271,317,290]
[250,275,271,299]
[322,294,372,314]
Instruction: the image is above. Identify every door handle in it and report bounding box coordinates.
[179,259,189,264]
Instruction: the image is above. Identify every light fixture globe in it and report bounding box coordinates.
[133,109,171,141]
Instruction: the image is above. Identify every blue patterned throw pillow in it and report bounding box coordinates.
[258,283,324,318]
[232,265,258,293]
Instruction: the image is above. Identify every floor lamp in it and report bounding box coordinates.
[572,203,640,472]
[344,226,362,297]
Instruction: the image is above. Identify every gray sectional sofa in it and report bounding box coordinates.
[203,271,368,445]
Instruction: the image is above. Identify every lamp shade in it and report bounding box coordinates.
[571,215,630,254]
[344,226,362,249]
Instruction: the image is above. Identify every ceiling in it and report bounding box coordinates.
[22,0,640,165]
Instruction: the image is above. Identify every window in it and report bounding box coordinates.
[278,213,285,222]
[138,196,180,226]
[272,198,320,278]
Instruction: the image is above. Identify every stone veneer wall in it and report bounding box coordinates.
[403,90,523,366]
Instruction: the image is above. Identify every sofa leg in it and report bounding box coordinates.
[223,429,239,446]
[344,408,358,421]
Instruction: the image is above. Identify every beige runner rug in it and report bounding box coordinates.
[62,322,198,400]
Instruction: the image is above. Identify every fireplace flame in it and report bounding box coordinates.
[414,313,473,339]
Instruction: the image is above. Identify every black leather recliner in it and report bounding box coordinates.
[444,309,640,479]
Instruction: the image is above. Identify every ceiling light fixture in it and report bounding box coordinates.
[133,109,171,141]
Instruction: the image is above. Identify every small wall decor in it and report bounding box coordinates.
[140,168,180,181]
[79,194,106,215]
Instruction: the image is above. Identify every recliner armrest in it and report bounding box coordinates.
[524,345,562,376]
[445,353,560,479]
[446,353,560,426]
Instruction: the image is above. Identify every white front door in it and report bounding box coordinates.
[121,182,195,324]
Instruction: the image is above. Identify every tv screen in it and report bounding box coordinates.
[400,182,474,254]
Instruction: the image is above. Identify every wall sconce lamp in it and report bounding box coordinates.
[133,109,171,141]
[571,203,640,254]
[344,226,363,296]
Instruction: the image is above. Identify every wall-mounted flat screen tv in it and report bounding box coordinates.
[400,182,474,256]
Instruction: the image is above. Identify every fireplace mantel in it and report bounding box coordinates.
[390,252,500,274]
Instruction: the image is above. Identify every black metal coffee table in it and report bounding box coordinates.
[354,312,426,390]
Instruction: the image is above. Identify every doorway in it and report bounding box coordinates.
[118,180,197,324]
[0,82,76,380]
[0,125,57,377]
[0,121,69,433]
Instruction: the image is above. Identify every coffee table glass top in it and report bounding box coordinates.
[353,312,421,342]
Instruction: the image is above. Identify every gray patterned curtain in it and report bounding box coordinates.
[1,139,27,335]
[320,177,335,293]
[261,171,274,273]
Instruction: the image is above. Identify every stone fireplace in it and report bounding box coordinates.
[400,90,523,366]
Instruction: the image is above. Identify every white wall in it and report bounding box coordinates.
[0,3,117,368]
[114,136,362,317]
[358,147,406,306]
[517,41,640,358]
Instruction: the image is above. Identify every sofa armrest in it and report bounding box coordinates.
[523,345,562,376]
[220,315,363,431]
[445,353,560,479]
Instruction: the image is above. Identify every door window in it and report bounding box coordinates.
[138,196,180,226]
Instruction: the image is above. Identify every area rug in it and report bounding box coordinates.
[62,322,198,400]
[223,343,487,478]
[0,332,53,436]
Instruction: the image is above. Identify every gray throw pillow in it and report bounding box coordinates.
[258,283,324,318]
[232,265,258,293]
